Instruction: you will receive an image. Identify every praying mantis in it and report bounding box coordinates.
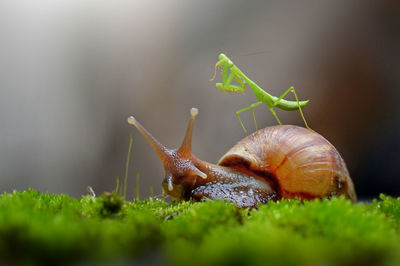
[211,53,310,135]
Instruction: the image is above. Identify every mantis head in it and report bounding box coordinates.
[210,53,233,81]
[218,53,233,67]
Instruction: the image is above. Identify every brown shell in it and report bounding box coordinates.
[218,125,356,202]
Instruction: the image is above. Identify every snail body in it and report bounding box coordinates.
[128,108,356,208]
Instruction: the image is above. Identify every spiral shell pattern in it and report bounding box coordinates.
[218,125,356,202]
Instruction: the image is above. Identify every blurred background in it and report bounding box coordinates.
[0,0,399,200]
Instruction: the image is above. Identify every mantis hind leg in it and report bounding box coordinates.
[272,87,310,129]
[236,101,263,136]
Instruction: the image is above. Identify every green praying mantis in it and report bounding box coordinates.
[211,53,310,135]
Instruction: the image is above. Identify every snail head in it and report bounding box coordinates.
[127,108,207,198]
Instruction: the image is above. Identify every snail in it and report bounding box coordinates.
[127,108,356,208]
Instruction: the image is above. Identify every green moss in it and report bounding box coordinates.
[0,189,399,266]
[372,194,400,229]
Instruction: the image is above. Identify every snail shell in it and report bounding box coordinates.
[219,125,356,201]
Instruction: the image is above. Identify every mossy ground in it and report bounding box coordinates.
[0,189,399,266]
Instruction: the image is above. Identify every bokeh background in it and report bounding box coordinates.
[1,0,399,200]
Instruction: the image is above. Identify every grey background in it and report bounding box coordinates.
[1,0,399,199]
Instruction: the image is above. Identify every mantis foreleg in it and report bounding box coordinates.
[234,76,246,92]
[216,67,246,93]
